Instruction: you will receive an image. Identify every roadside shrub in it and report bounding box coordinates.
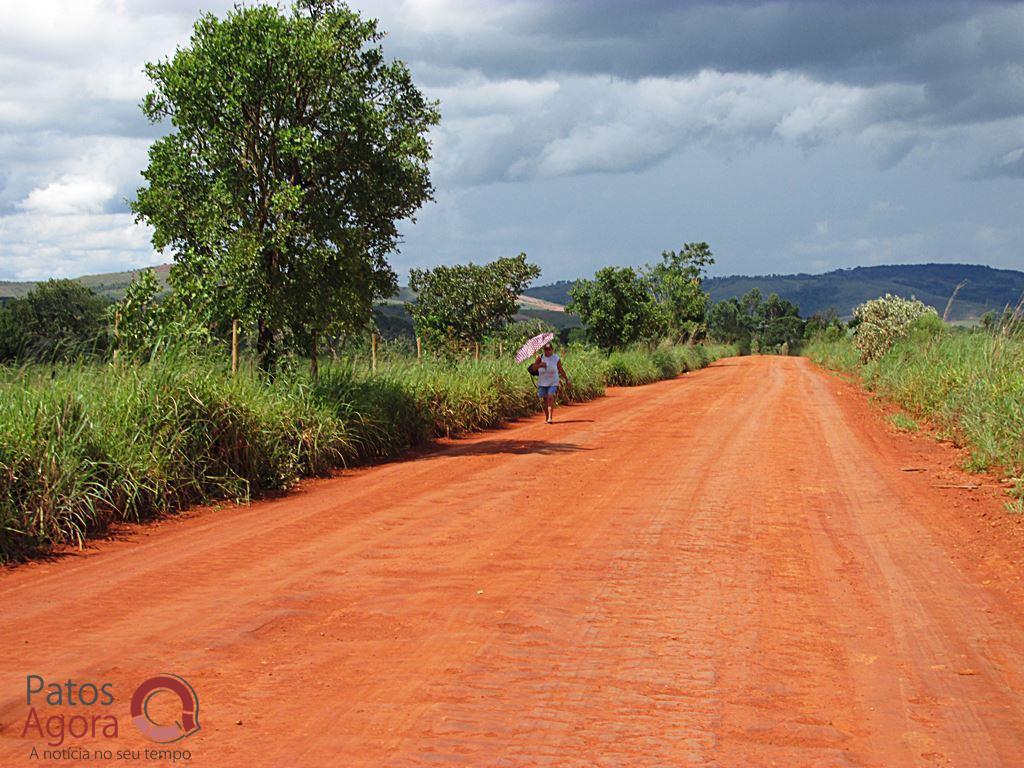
[910,312,946,337]
[0,341,734,561]
[650,349,679,379]
[852,294,938,362]
[806,325,1024,489]
[555,346,606,402]
[604,349,661,386]
[313,362,430,457]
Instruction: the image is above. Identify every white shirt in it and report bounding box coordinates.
[536,352,560,387]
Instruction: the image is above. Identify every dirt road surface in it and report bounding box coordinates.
[2,356,1023,767]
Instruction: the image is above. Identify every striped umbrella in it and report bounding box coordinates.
[514,332,555,363]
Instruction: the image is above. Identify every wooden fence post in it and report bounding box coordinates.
[112,310,120,365]
[498,340,503,358]
[371,332,378,374]
[474,341,480,362]
[416,335,422,362]
[231,319,238,374]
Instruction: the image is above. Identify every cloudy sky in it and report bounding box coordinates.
[1,0,1022,283]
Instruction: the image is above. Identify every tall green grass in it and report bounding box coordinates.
[0,342,733,561]
[805,327,1024,490]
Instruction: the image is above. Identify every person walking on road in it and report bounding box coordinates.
[533,341,569,424]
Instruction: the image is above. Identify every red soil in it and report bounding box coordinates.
[1,355,1022,766]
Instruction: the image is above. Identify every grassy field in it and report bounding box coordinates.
[0,342,732,561]
[805,326,1024,495]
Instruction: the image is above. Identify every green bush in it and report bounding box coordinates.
[604,349,660,386]
[852,294,938,362]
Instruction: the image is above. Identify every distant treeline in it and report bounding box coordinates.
[525,263,1024,322]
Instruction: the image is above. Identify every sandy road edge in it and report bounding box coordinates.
[804,356,1024,609]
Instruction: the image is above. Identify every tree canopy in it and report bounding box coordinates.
[643,242,714,341]
[567,243,714,350]
[0,280,109,363]
[567,266,662,350]
[132,0,440,371]
[708,289,805,354]
[408,254,541,354]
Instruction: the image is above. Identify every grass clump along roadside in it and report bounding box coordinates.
[804,296,1024,496]
[0,341,732,562]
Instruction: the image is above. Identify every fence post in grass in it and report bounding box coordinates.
[371,332,378,373]
[474,340,480,362]
[498,340,503,358]
[112,309,120,365]
[416,335,422,362]
[231,319,238,374]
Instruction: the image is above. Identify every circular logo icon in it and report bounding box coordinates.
[130,674,201,743]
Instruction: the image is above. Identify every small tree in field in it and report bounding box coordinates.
[0,280,109,363]
[112,268,215,360]
[408,254,541,355]
[853,294,938,361]
[132,0,440,373]
[567,266,662,350]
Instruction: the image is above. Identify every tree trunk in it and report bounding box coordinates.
[257,245,279,374]
[231,319,239,374]
[256,317,276,373]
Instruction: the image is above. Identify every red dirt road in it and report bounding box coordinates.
[2,356,1023,767]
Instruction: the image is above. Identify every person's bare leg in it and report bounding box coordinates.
[546,394,555,422]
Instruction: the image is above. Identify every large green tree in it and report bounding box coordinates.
[132,0,440,372]
[643,242,714,341]
[567,266,662,350]
[407,254,541,354]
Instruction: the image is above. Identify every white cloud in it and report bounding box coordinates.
[0,1,223,279]
[0,211,156,281]
[19,176,116,215]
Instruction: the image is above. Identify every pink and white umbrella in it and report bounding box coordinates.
[514,332,555,363]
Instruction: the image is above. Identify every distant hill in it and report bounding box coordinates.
[7,261,1017,324]
[523,264,1024,321]
[524,280,576,308]
[0,263,579,336]
[0,264,172,302]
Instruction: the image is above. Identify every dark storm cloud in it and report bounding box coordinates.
[393,2,1011,82]
[390,1,1024,131]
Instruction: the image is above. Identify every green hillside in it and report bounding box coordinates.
[523,264,1024,321]
[0,264,172,302]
